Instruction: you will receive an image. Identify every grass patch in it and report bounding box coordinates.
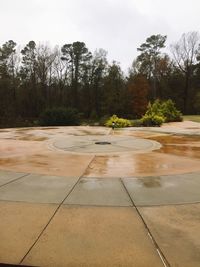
[183,115,200,123]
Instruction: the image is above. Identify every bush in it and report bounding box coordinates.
[145,100,163,117]
[39,107,81,126]
[140,114,165,126]
[161,99,182,122]
[105,115,132,128]
[140,99,182,126]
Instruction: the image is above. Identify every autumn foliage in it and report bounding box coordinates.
[128,74,149,117]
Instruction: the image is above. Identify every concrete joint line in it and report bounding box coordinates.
[157,249,168,267]
[19,155,96,265]
[138,200,200,208]
[119,178,171,267]
[0,173,30,188]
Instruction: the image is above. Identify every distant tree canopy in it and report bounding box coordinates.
[0,32,200,127]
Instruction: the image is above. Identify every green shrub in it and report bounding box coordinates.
[105,115,132,128]
[145,100,163,117]
[161,99,182,122]
[39,107,80,126]
[141,99,182,126]
[140,114,165,126]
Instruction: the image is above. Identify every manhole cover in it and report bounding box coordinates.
[95,141,111,145]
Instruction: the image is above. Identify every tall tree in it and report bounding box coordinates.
[90,49,108,117]
[136,34,167,99]
[52,46,69,106]
[61,42,92,108]
[20,41,37,81]
[171,31,200,113]
[0,40,18,118]
[103,62,125,116]
[20,40,38,117]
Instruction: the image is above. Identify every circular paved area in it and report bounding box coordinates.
[52,135,162,154]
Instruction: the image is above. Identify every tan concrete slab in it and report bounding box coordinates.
[64,178,132,206]
[84,152,200,177]
[0,174,78,204]
[123,173,200,206]
[0,201,57,265]
[22,206,163,267]
[0,170,27,186]
[0,138,93,177]
[139,204,200,267]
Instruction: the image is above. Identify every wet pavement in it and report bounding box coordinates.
[0,122,200,266]
[139,204,200,267]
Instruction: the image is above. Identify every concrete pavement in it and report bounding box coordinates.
[0,124,200,266]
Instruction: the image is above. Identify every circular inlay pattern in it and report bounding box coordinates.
[51,135,162,154]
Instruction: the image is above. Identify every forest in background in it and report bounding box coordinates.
[0,32,200,127]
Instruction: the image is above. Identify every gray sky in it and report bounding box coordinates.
[0,0,200,71]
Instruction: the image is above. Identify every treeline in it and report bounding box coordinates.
[0,32,200,126]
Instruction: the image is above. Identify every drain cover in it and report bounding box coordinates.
[95,141,111,145]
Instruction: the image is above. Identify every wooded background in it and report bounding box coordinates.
[1,32,200,126]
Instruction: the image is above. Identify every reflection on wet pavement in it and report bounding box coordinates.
[0,125,199,177]
[158,144,200,158]
[139,176,162,188]
[149,135,200,159]
[84,152,200,177]
[123,173,200,206]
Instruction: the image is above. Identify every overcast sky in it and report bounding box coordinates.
[0,0,200,71]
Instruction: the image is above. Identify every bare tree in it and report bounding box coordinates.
[36,43,56,86]
[53,46,69,104]
[171,31,200,113]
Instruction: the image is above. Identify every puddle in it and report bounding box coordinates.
[158,145,200,158]
[139,176,162,188]
[149,135,200,144]
[148,135,200,158]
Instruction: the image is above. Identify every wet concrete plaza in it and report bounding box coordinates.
[0,121,200,266]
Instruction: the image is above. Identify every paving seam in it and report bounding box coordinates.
[0,199,131,207]
[137,201,200,208]
[62,203,132,208]
[0,173,30,188]
[2,199,200,207]
[120,178,171,267]
[19,155,96,265]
